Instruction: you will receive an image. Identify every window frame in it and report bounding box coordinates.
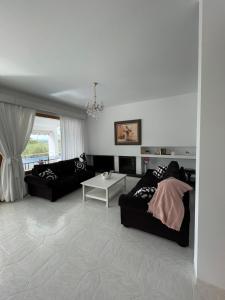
[24,112,60,174]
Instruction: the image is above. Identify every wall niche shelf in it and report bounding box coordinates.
[140,154,195,160]
[140,146,196,160]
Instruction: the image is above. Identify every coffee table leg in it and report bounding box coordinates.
[106,188,109,207]
[82,185,86,202]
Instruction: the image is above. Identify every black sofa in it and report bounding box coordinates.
[25,158,95,201]
[119,162,190,247]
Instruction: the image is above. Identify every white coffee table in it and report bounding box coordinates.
[81,173,127,207]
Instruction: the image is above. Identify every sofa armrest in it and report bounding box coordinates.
[119,193,149,210]
[182,191,190,209]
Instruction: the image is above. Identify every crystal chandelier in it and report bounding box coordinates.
[86,82,104,118]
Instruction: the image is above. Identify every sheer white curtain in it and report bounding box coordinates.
[60,116,84,160]
[0,157,2,201]
[0,103,35,202]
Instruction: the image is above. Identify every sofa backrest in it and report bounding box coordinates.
[58,158,79,176]
[144,161,189,205]
[32,158,79,177]
[163,161,180,180]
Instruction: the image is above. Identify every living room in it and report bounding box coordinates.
[0,1,225,300]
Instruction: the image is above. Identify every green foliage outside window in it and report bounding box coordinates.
[23,138,49,157]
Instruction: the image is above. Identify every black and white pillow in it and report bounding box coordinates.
[153,165,167,179]
[79,153,87,165]
[134,186,156,200]
[38,168,58,181]
[74,160,86,172]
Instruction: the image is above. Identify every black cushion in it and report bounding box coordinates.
[179,167,187,182]
[138,169,159,187]
[163,161,180,179]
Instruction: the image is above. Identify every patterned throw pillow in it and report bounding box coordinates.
[38,168,58,181]
[153,165,167,179]
[74,160,86,172]
[134,186,156,200]
[80,153,87,165]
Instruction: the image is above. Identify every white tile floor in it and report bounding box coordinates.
[0,177,224,300]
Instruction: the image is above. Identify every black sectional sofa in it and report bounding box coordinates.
[25,158,95,201]
[119,162,190,247]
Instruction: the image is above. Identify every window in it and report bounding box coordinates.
[22,116,61,171]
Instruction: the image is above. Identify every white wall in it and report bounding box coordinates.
[87,93,197,157]
[0,86,86,119]
[195,0,225,290]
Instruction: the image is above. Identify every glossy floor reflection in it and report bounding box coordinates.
[0,177,224,300]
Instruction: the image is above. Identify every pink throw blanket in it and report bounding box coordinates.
[147,178,192,231]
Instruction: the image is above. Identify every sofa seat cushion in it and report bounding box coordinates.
[48,175,80,189]
[25,174,79,188]
[25,174,52,187]
[119,194,148,211]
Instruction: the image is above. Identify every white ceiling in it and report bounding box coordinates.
[0,0,198,108]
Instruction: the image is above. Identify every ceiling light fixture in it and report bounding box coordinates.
[86,82,104,118]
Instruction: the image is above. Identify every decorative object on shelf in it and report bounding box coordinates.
[86,82,104,118]
[143,157,150,173]
[155,148,161,155]
[114,119,142,145]
[101,171,113,180]
[160,148,167,155]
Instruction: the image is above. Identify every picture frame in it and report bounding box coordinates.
[114,119,142,145]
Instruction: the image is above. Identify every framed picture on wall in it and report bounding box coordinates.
[114,119,142,145]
